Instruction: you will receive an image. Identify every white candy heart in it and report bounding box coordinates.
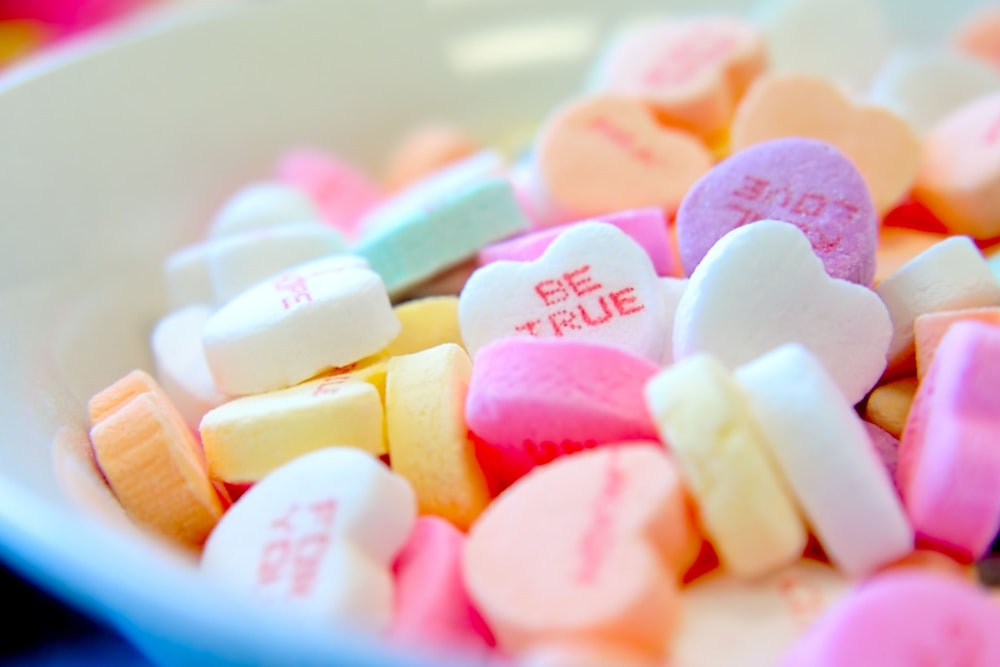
[209,181,322,238]
[459,222,667,362]
[201,448,416,629]
[673,219,891,405]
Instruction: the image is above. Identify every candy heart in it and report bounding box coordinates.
[463,444,700,658]
[201,448,416,629]
[730,74,921,213]
[673,219,892,405]
[530,95,714,225]
[208,182,322,238]
[675,138,878,284]
[592,16,767,139]
[459,222,667,363]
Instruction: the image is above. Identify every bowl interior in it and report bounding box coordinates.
[0,0,992,664]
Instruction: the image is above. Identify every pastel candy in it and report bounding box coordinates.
[463,444,698,658]
[202,255,398,395]
[862,377,917,439]
[592,17,767,139]
[208,182,322,238]
[754,0,891,90]
[393,258,478,303]
[466,338,660,488]
[460,222,667,363]
[898,321,1000,561]
[675,138,878,284]
[88,371,224,547]
[645,354,807,579]
[199,375,384,484]
[673,220,892,405]
[734,344,913,577]
[390,516,495,655]
[520,642,655,667]
[874,235,1000,379]
[868,50,1000,136]
[531,95,714,224]
[913,91,1000,238]
[780,572,1000,667]
[354,178,529,297]
[163,242,213,308]
[730,74,920,213]
[658,277,687,366]
[874,227,947,285]
[668,562,849,667]
[954,5,1000,70]
[207,222,348,305]
[915,306,1000,380]
[151,304,227,430]
[477,208,677,278]
[201,448,415,629]
[863,422,900,495]
[385,344,490,531]
[382,296,463,358]
[383,124,480,193]
[275,148,382,240]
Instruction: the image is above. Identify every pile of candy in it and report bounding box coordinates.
[77,1,1000,665]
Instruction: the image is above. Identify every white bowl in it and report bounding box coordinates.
[0,0,990,664]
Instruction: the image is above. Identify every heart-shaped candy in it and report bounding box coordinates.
[676,138,878,284]
[730,74,920,213]
[463,443,700,658]
[201,448,416,629]
[673,219,892,405]
[532,95,713,224]
[459,222,667,363]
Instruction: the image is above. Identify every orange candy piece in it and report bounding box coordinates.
[463,443,699,659]
[88,370,224,548]
[730,74,921,213]
[913,91,1000,239]
[862,376,918,439]
[533,95,713,225]
[954,6,1000,71]
[875,228,948,285]
[596,16,767,140]
[383,124,480,193]
[914,307,1000,380]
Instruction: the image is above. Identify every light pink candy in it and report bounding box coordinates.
[477,208,678,277]
[863,422,900,496]
[781,572,1000,667]
[390,517,495,656]
[898,320,1000,561]
[275,148,382,239]
[466,337,661,491]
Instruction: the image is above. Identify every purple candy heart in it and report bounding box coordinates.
[676,138,878,285]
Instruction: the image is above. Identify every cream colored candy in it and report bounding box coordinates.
[199,376,384,484]
[667,561,849,667]
[868,50,1000,136]
[673,220,892,406]
[88,371,224,548]
[382,296,462,358]
[913,91,1000,238]
[594,16,767,140]
[730,74,921,213]
[151,305,227,430]
[914,307,1000,380]
[659,277,687,366]
[201,448,415,630]
[208,181,322,238]
[202,255,398,395]
[874,236,1000,379]
[645,354,806,579]
[385,344,489,531]
[754,0,892,91]
[532,95,713,224]
[862,377,918,439]
[464,444,698,658]
[735,344,914,577]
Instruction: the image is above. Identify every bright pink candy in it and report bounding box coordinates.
[466,338,661,492]
[390,517,495,656]
[676,138,878,285]
[898,320,1000,562]
[275,148,382,240]
[477,208,678,277]
[781,572,1000,666]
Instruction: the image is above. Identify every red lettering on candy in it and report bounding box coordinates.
[255,498,339,599]
[576,446,627,584]
[535,279,570,306]
[610,287,644,316]
[274,274,313,311]
[564,265,602,297]
[588,116,656,166]
[548,309,582,336]
[642,31,739,87]
[578,297,614,326]
[515,319,543,336]
[313,376,348,397]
